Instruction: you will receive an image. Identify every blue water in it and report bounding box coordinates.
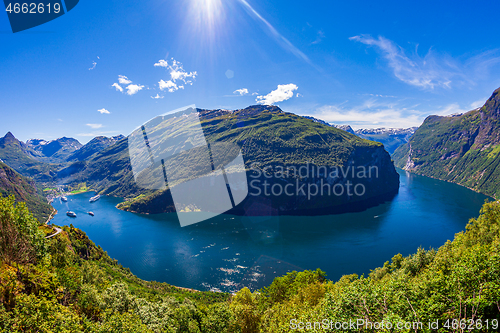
[50,169,491,293]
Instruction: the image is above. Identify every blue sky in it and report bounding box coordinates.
[2,0,500,143]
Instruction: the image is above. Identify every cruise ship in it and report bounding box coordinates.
[89,194,101,203]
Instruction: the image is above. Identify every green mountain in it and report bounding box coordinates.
[57,135,149,198]
[87,105,399,215]
[0,132,60,183]
[0,161,53,222]
[393,87,500,198]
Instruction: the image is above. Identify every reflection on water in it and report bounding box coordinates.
[50,169,491,292]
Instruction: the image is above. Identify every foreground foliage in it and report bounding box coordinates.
[0,195,499,332]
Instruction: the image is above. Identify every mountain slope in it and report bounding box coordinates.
[109,105,400,215]
[0,132,59,182]
[57,136,147,198]
[67,135,125,162]
[393,87,500,198]
[25,137,82,163]
[0,161,53,222]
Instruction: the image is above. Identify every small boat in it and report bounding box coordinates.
[61,196,68,202]
[88,211,94,216]
[89,194,101,203]
[66,211,77,217]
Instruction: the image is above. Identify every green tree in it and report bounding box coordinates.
[0,195,47,265]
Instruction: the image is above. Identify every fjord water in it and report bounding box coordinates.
[50,169,491,293]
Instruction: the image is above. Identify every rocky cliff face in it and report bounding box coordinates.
[393,87,500,198]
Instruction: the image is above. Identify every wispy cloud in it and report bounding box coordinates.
[233,88,249,95]
[97,108,110,114]
[470,97,487,109]
[311,30,325,45]
[302,98,475,129]
[155,58,197,94]
[112,83,123,92]
[88,56,99,70]
[256,84,298,105]
[305,102,422,129]
[151,94,164,99]
[77,131,119,137]
[350,35,500,90]
[236,0,311,65]
[86,123,103,129]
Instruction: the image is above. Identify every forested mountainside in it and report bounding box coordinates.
[0,194,498,331]
[107,105,399,215]
[0,161,53,221]
[0,132,60,182]
[67,135,125,162]
[393,87,500,198]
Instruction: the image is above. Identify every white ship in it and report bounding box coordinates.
[89,194,101,203]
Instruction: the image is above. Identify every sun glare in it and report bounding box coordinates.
[191,0,224,33]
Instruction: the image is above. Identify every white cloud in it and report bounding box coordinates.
[159,79,179,93]
[350,35,500,90]
[98,108,110,114]
[301,98,478,130]
[154,59,169,68]
[126,84,145,95]
[233,88,249,95]
[89,61,97,70]
[118,75,132,85]
[77,130,119,137]
[155,58,197,93]
[256,84,298,105]
[112,83,123,92]
[305,104,422,129]
[470,98,487,109]
[112,76,144,96]
[432,103,469,117]
[86,123,103,129]
[151,94,164,99]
